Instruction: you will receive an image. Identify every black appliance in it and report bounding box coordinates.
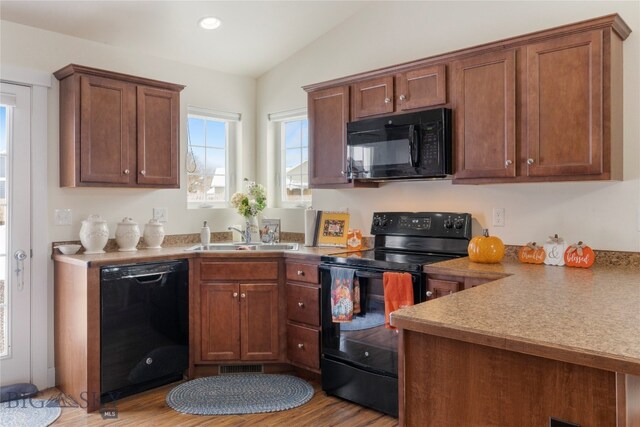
[320,212,472,417]
[346,108,452,180]
[100,260,189,402]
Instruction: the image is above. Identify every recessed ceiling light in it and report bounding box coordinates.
[199,16,222,30]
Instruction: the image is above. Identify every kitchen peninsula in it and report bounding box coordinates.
[392,258,640,426]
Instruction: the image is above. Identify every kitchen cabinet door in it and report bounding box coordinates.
[79,75,136,185]
[427,278,462,299]
[526,31,604,177]
[397,64,447,111]
[136,86,180,187]
[308,86,350,187]
[240,283,279,361]
[453,50,517,179]
[200,283,240,361]
[351,76,395,119]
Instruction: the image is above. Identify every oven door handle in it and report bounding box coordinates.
[355,271,416,282]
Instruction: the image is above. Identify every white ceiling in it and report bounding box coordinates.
[0,1,369,77]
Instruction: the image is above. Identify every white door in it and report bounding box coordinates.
[0,82,32,385]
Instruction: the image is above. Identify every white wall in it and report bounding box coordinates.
[1,20,258,242]
[256,1,640,251]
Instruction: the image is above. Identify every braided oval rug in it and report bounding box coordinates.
[166,374,314,415]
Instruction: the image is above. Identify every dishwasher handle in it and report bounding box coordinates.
[121,271,173,280]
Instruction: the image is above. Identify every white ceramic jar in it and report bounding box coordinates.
[79,214,109,254]
[115,217,141,252]
[143,219,165,249]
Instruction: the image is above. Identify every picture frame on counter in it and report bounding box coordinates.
[260,218,281,243]
[314,211,350,247]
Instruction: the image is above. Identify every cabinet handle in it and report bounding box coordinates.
[241,293,246,298]
[399,95,406,101]
[233,292,238,298]
[505,160,512,167]
[298,302,305,308]
[297,270,305,276]
[426,290,433,297]
[527,158,535,165]
[340,170,346,175]
[384,97,391,104]
[297,343,304,349]
[123,169,130,175]
[140,170,146,176]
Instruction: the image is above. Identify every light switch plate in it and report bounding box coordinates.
[153,207,168,223]
[54,209,72,226]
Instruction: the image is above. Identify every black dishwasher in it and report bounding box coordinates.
[100,260,188,402]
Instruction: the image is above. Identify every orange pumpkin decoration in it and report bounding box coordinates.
[518,242,546,264]
[564,241,595,268]
[347,229,363,251]
[468,229,505,264]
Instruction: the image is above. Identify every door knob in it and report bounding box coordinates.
[399,95,406,101]
[426,290,433,297]
[505,160,512,167]
[297,270,305,276]
[123,169,130,175]
[240,293,246,298]
[527,159,535,165]
[14,250,27,291]
[233,292,238,298]
[384,97,391,104]
[297,343,304,349]
[298,302,305,308]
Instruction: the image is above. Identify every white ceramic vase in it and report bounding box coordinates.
[115,217,141,252]
[143,219,165,249]
[79,214,109,254]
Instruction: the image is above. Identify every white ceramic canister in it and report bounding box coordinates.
[143,218,165,249]
[115,217,141,252]
[79,214,109,254]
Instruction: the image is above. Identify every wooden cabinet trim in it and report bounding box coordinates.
[54,64,186,92]
[398,64,447,110]
[200,260,279,281]
[286,283,320,327]
[200,282,241,361]
[240,283,280,361]
[351,76,395,119]
[285,262,319,284]
[302,14,629,93]
[287,323,320,370]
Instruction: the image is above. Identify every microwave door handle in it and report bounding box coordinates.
[409,125,419,167]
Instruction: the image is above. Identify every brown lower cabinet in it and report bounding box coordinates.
[400,332,640,426]
[193,258,285,366]
[285,259,322,373]
[426,272,506,300]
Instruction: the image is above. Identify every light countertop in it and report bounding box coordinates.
[52,244,347,267]
[392,257,640,376]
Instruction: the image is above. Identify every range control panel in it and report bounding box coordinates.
[371,212,472,239]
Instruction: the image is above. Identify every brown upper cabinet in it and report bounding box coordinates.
[351,65,447,120]
[453,50,517,179]
[303,14,630,188]
[54,64,184,188]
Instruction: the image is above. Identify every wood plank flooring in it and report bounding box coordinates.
[39,381,398,426]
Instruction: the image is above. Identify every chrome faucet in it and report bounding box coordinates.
[228,225,251,244]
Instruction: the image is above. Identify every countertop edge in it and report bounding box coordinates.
[392,312,640,377]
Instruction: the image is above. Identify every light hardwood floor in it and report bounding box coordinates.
[39,381,398,426]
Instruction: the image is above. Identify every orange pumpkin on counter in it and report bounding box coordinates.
[518,242,546,264]
[564,241,595,268]
[467,229,505,263]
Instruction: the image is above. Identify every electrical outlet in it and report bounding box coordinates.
[492,208,505,227]
[54,209,72,226]
[153,207,168,223]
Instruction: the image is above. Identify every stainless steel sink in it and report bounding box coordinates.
[185,243,298,251]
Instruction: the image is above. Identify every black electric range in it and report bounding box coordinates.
[319,211,472,417]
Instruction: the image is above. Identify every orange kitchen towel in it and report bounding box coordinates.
[383,272,414,329]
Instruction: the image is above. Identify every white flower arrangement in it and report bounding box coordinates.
[230,179,266,218]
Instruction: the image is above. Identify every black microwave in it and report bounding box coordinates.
[346,108,452,180]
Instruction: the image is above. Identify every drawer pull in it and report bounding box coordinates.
[297,270,305,276]
[241,293,246,298]
[232,292,238,298]
[298,302,305,308]
[297,343,304,349]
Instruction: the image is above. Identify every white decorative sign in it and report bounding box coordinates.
[544,234,566,266]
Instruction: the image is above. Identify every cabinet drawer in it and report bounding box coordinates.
[287,323,320,370]
[200,261,279,281]
[286,284,320,326]
[285,262,318,284]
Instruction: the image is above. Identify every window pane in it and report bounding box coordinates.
[189,146,206,174]
[284,121,302,148]
[206,120,226,148]
[188,117,205,147]
[285,148,302,170]
[205,148,225,176]
[301,119,308,148]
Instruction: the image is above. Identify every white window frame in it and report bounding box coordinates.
[187,106,240,209]
[269,108,311,208]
